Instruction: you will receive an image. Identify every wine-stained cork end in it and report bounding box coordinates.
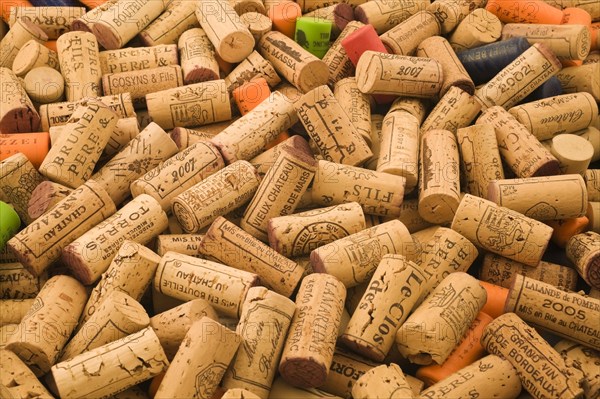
[279,356,328,388]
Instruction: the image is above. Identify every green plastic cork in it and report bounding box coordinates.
[295,17,333,59]
[0,201,21,249]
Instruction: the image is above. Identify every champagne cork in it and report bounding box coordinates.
[418,129,460,224]
[139,0,199,46]
[267,202,366,258]
[170,124,226,149]
[546,134,595,175]
[319,348,380,398]
[0,131,50,170]
[222,287,296,398]
[102,65,184,109]
[333,77,371,144]
[421,86,481,134]
[341,254,427,362]
[0,349,54,399]
[99,44,179,75]
[258,31,329,92]
[240,12,272,42]
[80,241,160,327]
[353,0,429,34]
[380,11,441,56]
[448,8,502,52]
[12,39,59,77]
[155,234,203,256]
[0,299,33,325]
[556,63,600,101]
[322,21,363,86]
[224,50,281,93]
[279,274,346,388]
[427,0,485,34]
[131,141,224,211]
[506,274,600,350]
[8,6,85,39]
[481,313,584,399]
[23,66,64,104]
[150,299,217,360]
[474,43,562,109]
[485,0,563,24]
[199,216,304,297]
[240,146,316,241]
[270,377,343,398]
[0,153,45,225]
[146,79,232,130]
[395,272,487,365]
[351,364,412,399]
[210,91,298,163]
[0,19,46,69]
[311,219,413,288]
[488,175,588,220]
[49,327,168,399]
[6,275,86,376]
[0,67,40,133]
[364,113,383,171]
[63,194,168,285]
[567,231,600,289]
[56,31,101,102]
[555,340,600,399]
[355,51,443,98]
[59,291,150,362]
[178,28,219,85]
[0,261,45,300]
[38,100,118,188]
[587,169,600,201]
[7,180,116,277]
[476,106,561,177]
[154,251,258,318]
[171,160,260,233]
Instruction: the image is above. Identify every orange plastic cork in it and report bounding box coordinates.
[547,216,590,248]
[0,132,50,169]
[479,280,509,319]
[0,0,32,22]
[561,7,592,67]
[268,1,302,39]
[43,40,57,52]
[232,78,271,115]
[486,0,564,24]
[416,312,493,387]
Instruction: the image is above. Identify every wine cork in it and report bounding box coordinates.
[418,129,460,224]
[210,91,298,163]
[178,28,219,85]
[567,231,600,289]
[294,17,332,59]
[481,313,584,399]
[170,124,226,149]
[0,19,46,69]
[12,39,59,77]
[364,113,383,171]
[341,255,427,362]
[279,273,346,388]
[199,216,304,297]
[0,67,40,133]
[0,262,45,300]
[302,3,352,38]
[232,0,267,15]
[99,44,179,75]
[333,77,371,144]
[222,287,296,398]
[586,169,600,201]
[56,31,101,102]
[0,153,45,224]
[240,12,272,42]
[475,43,562,109]
[6,275,86,376]
[319,348,380,397]
[49,327,168,399]
[393,198,433,234]
[0,349,54,399]
[146,79,232,130]
[8,6,84,39]
[322,21,363,86]
[418,354,522,399]
[488,175,588,220]
[258,31,329,92]
[506,274,600,350]
[479,282,509,319]
[587,202,600,234]
[248,135,310,177]
[555,340,600,399]
[139,0,199,46]
[7,180,115,277]
[421,86,481,135]
[579,127,600,162]
[353,0,428,34]
[355,51,443,98]
[556,63,600,101]
[448,8,502,52]
[354,364,413,399]
[100,117,140,159]
[171,160,260,233]
[451,194,553,267]
[380,10,441,56]
[548,216,590,248]
[23,66,64,104]
[485,0,563,24]
[476,106,561,177]
[69,0,117,31]
[427,0,485,34]
[155,234,203,256]
[224,50,281,93]
[0,132,50,170]
[547,134,595,175]
[0,299,33,325]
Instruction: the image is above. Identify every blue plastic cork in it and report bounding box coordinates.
[458,37,531,86]
[29,0,81,5]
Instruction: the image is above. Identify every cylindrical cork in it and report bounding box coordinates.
[279,274,346,388]
[49,327,168,399]
[23,65,63,103]
[587,202,600,234]
[8,6,85,39]
[70,0,118,31]
[545,134,595,175]
[448,8,502,52]
[456,124,504,198]
[268,202,366,258]
[0,131,50,170]
[56,31,101,101]
[580,127,600,163]
[380,11,441,56]
[131,141,224,211]
[240,12,272,43]
[567,231,600,289]
[352,364,412,399]
[341,255,427,362]
[99,44,179,75]
[421,86,481,134]
[12,39,59,77]
[428,0,486,34]
[311,219,413,288]
[157,233,204,255]
[322,21,363,86]
[139,0,199,46]
[178,28,219,85]
[485,0,564,24]
[0,153,46,224]
[63,194,168,285]
[547,216,590,248]
[222,287,296,398]
[481,313,584,399]
[354,0,428,34]
[170,124,225,149]
[488,175,588,220]
[0,19,47,69]
[418,129,460,224]
[60,291,149,362]
[200,216,304,297]
[0,67,40,133]
[99,116,140,159]
[319,348,380,397]
[154,251,258,318]
[210,91,298,163]
[474,43,562,109]
[0,299,34,325]
[555,340,600,399]
[507,274,600,350]
[557,63,600,101]
[0,349,54,398]
[476,106,561,177]
[394,198,433,234]
[146,79,232,130]
[333,77,371,144]
[418,354,521,399]
[311,160,406,217]
[302,4,352,39]
[395,272,487,365]
[150,299,217,360]
[258,31,328,92]
[240,146,316,241]
[171,160,260,233]
[224,50,281,93]
[364,113,383,171]
[587,169,600,202]
[6,275,86,376]
[7,180,116,277]
[0,262,45,300]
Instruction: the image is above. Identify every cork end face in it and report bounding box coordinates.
[298,60,330,93]
[5,341,50,377]
[0,108,41,134]
[586,254,600,290]
[171,200,200,233]
[279,357,328,388]
[12,40,39,76]
[338,335,386,363]
[532,43,563,70]
[70,19,92,33]
[91,24,122,50]
[219,32,256,63]
[62,244,94,286]
[353,5,368,25]
[5,240,44,278]
[184,68,220,86]
[333,4,354,31]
